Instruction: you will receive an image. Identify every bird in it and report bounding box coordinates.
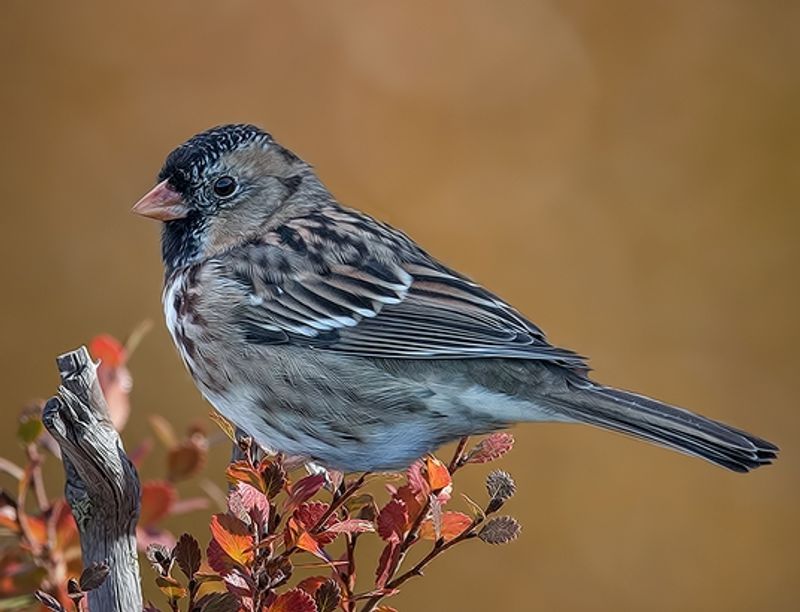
[132,123,778,473]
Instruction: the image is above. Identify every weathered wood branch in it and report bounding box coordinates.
[42,347,143,611]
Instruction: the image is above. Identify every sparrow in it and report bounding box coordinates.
[132,124,778,473]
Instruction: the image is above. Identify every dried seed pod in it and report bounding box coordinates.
[478,515,522,545]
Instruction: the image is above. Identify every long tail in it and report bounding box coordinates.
[549,384,778,472]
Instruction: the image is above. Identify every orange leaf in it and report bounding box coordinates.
[209,513,253,567]
[391,484,423,521]
[285,516,329,562]
[206,538,235,575]
[225,461,265,493]
[297,530,327,559]
[425,455,451,491]
[156,575,187,600]
[139,481,176,526]
[51,500,78,550]
[419,511,473,542]
[24,514,48,548]
[89,334,127,368]
[269,588,317,612]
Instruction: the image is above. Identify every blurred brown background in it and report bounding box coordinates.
[1,1,798,610]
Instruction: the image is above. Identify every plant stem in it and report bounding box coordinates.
[310,472,369,535]
[279,472,370,559]
[448,436,470,472]
[26,443,50,512]
[359,519,481,612]
[360,439,471,611]
[342,532,358,612]
[0,456,24,480]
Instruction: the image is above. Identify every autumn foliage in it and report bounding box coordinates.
[0,333,521,611]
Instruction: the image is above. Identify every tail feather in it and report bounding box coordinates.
[553,385,778,473]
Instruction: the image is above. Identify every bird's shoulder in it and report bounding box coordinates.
[208,203,428,286]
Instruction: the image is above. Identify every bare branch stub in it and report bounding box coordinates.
[42,346,143,612]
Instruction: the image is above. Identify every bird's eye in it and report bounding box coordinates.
[212,176,237,198]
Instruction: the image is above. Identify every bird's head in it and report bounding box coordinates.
[133,124,311,273]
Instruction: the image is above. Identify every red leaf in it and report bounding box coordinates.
[406,460,428,495]
[375,541,401,589]
[90,335,132,430]
[424,455,451,492]
[89,334,127,368]
[221,567,253,602]
[295,502,337,545]
[391,485,423,521]
[377,498,407,543]
[285,473,326,511]
[139,481,176,526]
[173,533,202,579]
[419,511,472,542]
[466,433,515,464]
[314,579,341,612]
[229,482,270,531]
[261,460,287,499]
[268,588,317,612]
[209,513,253,567]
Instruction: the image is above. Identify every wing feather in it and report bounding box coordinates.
[224,220,586,368]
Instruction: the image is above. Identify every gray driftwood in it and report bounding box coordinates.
[42,347,143,611]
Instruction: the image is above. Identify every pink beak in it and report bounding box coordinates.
[131,180,189,221]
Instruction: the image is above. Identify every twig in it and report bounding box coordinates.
[41,347,143,612]
[0,456,24,480]
[358,517,482,611]
[448,436,470,472]
[278,471,370,560]
[310,472,369,535]
[25,444,50,512]
[360,439,470,611]
[16,465,39,554]
[342,532,358,612]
